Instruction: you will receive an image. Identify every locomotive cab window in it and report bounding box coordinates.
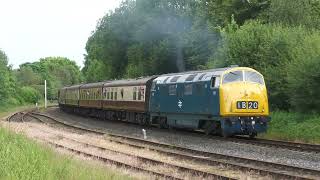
[245,71,264,85]
[222,71,243,84]
[210,77,216,88]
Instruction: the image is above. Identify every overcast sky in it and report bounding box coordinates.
[0,0,121,68]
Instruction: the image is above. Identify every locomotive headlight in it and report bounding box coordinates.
[252,121,255,125]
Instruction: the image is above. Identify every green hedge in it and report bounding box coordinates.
[213,21,320,112]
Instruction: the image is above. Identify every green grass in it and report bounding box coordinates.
[0,127,133,180]
[0,104,35,118]
[260,111,320,144]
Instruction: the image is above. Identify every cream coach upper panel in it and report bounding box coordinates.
[103,85,146,102]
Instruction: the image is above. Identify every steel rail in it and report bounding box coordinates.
[30,112,320,180]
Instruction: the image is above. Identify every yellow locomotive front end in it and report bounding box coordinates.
[219,67,270,137]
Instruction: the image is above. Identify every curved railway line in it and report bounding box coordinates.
[24,112,232,179]
[225,136,320,154]
[8,110,320,180]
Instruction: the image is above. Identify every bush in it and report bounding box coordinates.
[212,21,315,110]
[261,111,320,143]
[19,86,41,104]
[287,33,320,112]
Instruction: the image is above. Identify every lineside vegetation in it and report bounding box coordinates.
[0,127,132,180]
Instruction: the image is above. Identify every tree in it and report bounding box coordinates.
[18,57,82,99]
[205,0,270,27]
[267,0,320,29]
[83,0,220,82]
[287,33,320,112]
[211,21,312,109]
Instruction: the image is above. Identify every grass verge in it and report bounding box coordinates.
[0,104,35,118]
[0,127,133,180]
[260,111,320,144]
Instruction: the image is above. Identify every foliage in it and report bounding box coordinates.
[286,33,320,112]
[0,128,132,180]
[83,0,219,81]
[267,0,320,29]
[19,86,41,104]
[205,0,270,26]
[211,21,317,110]
[260,111,320,144]
[0,50,19,105]
[17,57,82,99]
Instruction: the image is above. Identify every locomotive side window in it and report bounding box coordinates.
[184,84,193,95]
[222,71,243,84]
[169,85,176,95]
[186,74,197,81]
[195,83,204,95]
[210,77,216,88]
[245,71,264,85]
[170,76,181,82]
[151,82,156,91]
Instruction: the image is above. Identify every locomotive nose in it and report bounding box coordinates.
[219,79,269,116]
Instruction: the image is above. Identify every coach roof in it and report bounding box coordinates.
[103,76,157,87]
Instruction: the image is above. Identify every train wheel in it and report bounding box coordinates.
[159,117,168,129]
[249,132,257,139]
[204,121,216,135]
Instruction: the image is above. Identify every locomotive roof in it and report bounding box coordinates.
[154,67,232,84]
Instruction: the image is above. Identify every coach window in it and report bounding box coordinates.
[133,87,137,100]
[138,88,142,100]
[184,84,193,95]
[222,71,243,84]
[107,91,110,100]
[110,89,113,100]
[121,89,124,99]
[114,90,117,100]
[169,85,176,95]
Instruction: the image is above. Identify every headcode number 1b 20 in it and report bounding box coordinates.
[237,101,258,109]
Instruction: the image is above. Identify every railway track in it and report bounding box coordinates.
[46,106,320,154]
[27,111,320,179]
[25,112,232,179]
[228,136,320,154]
[7,111,28,122]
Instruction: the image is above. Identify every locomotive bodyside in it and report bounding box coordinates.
[149,67,270,137]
